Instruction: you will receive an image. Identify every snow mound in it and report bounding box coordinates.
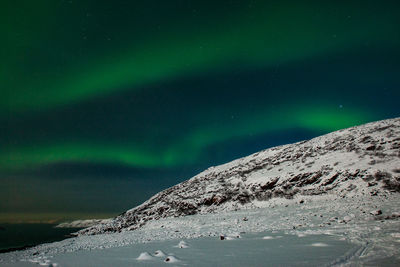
[136,252,153,260]
[27,256,58,266]
[390,233,400,238]
[262,235,282,240]
[153,250,166,257]
[262,236,274,240]
[225,233,241,240]
[311,243,329,247]
[164,255,180,263]
[176,240,189,248]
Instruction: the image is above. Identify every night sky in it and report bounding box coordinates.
[2,0,399,223]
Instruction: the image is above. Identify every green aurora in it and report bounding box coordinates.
[1,0,399,221]
[3,1,399,112]
[2,103,373,170]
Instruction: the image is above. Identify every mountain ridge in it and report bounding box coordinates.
[78,117,400,235]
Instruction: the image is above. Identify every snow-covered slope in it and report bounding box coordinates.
[79,117,400,235]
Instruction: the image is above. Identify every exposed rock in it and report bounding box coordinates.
[391,212,400,218]
[55,219,112,228]
[343,216,352,222]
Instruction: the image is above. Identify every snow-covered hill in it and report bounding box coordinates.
[79,117,400,235]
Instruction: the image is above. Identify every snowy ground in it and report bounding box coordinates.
[1,193,400,266]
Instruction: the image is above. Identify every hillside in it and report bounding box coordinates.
[79,117,400,235]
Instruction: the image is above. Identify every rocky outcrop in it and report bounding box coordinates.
[55,219,112,228]
[78,117,400,235]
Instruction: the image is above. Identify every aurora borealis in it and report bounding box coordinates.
[2,0,400,222]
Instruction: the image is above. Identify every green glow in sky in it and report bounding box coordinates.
[2,1,399,112]
[1,104,374,171]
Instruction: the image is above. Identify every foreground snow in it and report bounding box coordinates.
[1,194,400,266]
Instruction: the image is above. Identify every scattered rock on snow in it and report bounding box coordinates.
[370,209,383,216]
[391,212,400,218]
[343,216,352,222]
[329,217,338,222]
